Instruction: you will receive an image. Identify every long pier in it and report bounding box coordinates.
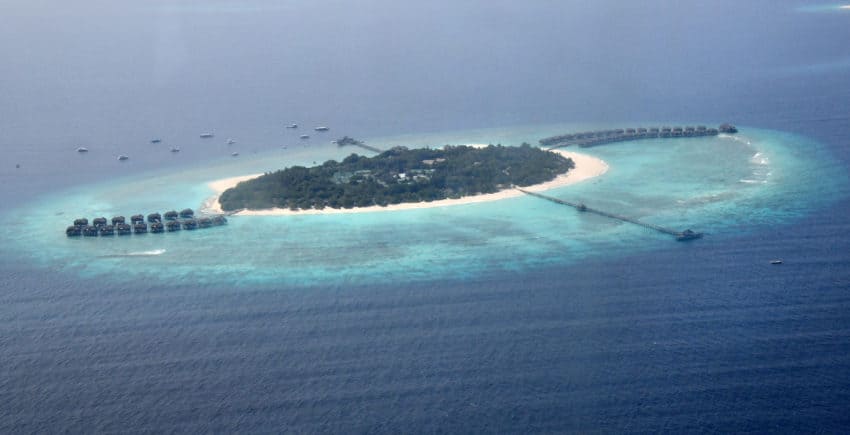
[539,124,737,150]
[516,189,702,241]
[334,136,383,153]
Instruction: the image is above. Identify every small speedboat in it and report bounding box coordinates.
[170,147,180,153]
[150,138,162,144]
[770,259,783,265]
[76,147,89,153]
[300,134,310,139]
[314,126,329,132]
[227,138,236,145]
[200,133,214,139]
[118,155,129,161]
[231,152,239,157]
[286,123,298,129]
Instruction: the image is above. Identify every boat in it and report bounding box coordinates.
[675,229,703,241]
[227,138,236,145]
[286,123,298,129]
[118,155,129,161]
[170,147,180,153]
[76,147,88,153]
[300,135,310,139]
[200,133,214,139]
[314,126,329,132]
[770,259,783,265]
[231,152,239,157]
[150,139,162,144]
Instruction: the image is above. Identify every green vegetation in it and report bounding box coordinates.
[219,144,574,211]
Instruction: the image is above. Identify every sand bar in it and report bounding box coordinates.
[201,149,608,216]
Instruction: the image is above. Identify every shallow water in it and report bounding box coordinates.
[2,124,845,288]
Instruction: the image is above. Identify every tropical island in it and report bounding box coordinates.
[218,144,575,211]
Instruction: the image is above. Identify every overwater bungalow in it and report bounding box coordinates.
[150,222,164,233]
[131,214,144,224]
[719,123,738,133]
[212,216,228,226]
[147,213,162,223]
[116,223,132,235]
[164,210,179,220]
[92,217,108,228]
[100,225,115,236]
[165,221,181,232]
[179,208,194,218]
[133,222,148,234]
[66,226,82,237]
[111,216,125,225]
[73,218,88,227]
[83,226,99,237]
[182,219,198,230]
[198,217,212,228]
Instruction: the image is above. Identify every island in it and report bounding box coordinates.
[219,144,575,212]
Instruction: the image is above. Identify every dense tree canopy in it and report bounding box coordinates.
[219,144,574,211]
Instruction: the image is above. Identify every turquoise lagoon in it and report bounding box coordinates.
[2,123,846,287]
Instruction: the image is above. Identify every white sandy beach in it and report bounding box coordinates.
[201,149,608,216]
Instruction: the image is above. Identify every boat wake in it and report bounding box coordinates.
[97,249,166,258]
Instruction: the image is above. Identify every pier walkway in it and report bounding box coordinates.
[539,124,737,150]
[516,188,702,241]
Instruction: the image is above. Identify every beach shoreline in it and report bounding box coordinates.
[201,149,608,216]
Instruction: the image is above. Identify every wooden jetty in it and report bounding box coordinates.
[334,136,383,153]
[517,188,702,241]
[539,124,736,150]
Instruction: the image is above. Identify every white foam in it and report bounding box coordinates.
[125,249,166,256]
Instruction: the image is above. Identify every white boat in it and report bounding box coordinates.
[314,126,329,132]
[76,147,88,153]
[170,147,180,153]
[286,123,298,129]
[770,259,783,265]
[227,138,236,145]
[118,155,129,161]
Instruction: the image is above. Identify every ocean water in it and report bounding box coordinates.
[3,1,850,433]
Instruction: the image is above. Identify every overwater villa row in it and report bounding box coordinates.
[539,124,738,149]
[66,208,227,237]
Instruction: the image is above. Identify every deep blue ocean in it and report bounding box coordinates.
[2,1,850,432]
